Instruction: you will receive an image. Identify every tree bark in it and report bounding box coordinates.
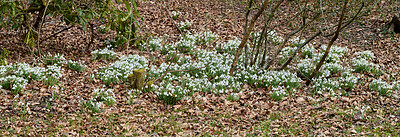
[307,0,348,84]
[128,69,146,90]
[229,0,270,76]
[388,15,400,33]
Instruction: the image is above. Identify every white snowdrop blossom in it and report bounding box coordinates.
[193,31,218,45]
[289,37,306,46]
[44,52,66,65]
[370,78,393,96]
[352,58,377,72]
[267,30,283,43]
[14,62,46,80]
[178,20,192,30]
[280,46,297,59]
[323,63,343,74]
[301,44,316,58]
[0,75,28,93]
[91,47,117,60]
[97,54,147,85]
[217,37,241,55]
[339,71,359,90]
[312,77,341,95]
[143,38,163,51]
[92,88,116,106]
[355,50,375,60]
[171,11,181,18]
[45,65,63,79]
[270,86,287,101]
[296,58,314,77]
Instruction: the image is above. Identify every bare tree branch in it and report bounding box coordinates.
[250,0,284,67]
[229,0,270,76]
[264,9,320,70]
[278,30,322,70]
[307,0,349,84]
[279,2,364,71]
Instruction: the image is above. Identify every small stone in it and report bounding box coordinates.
[296,97,306,104]
[341,97,350,102]
[181,123,190,129]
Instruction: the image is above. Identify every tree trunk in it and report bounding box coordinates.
[229,0,270,76]
[128,69,146,90]
[387,15,400,33]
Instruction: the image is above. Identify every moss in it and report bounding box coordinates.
[128,69,145,90]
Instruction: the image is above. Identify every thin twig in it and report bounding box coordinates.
[280,2,364,70]
[39,25,74,44]
[244,0,254,35]
[307,0,349,84]
[36,0,51,54]
[279,30,322,70]
[153,63,172,83]
[265,10,320,70]
[159,1,183,34]
[229,0,271,75]
[0,71,15,77]
[251,0,284,67]
[322,2,364,37]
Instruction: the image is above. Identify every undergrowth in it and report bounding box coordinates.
[0,31,399,106]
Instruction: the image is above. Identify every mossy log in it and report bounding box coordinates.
[127,69,145,90]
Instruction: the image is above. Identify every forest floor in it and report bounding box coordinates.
[1,0,400,136]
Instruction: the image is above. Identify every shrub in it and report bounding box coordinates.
[0,0,140,48]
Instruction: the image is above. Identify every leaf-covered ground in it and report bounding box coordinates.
[1,0,400,136]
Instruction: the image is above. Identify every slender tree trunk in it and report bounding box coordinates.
[307,0,348,84]
[229,0,270,76]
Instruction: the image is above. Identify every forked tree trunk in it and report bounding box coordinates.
[229,0,270,76]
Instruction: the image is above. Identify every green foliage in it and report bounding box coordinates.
[227,93,240,102]
[270,86,286,101]
[91,47,116,61]
[127,89,140,105]
[67,60,86,72]
[270,112,280,121]
[43,53,66,66]
[92,88,116,106]
[370,79,393,96]
[171,11,181,20]
[178,20,192,31]
[0,48,9,66]
[82,100,102,113]
[96,54,148,87]
[0,75,28,95]
[44,76,58,87]
[0,0,140,48]
[165,51,180,63]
